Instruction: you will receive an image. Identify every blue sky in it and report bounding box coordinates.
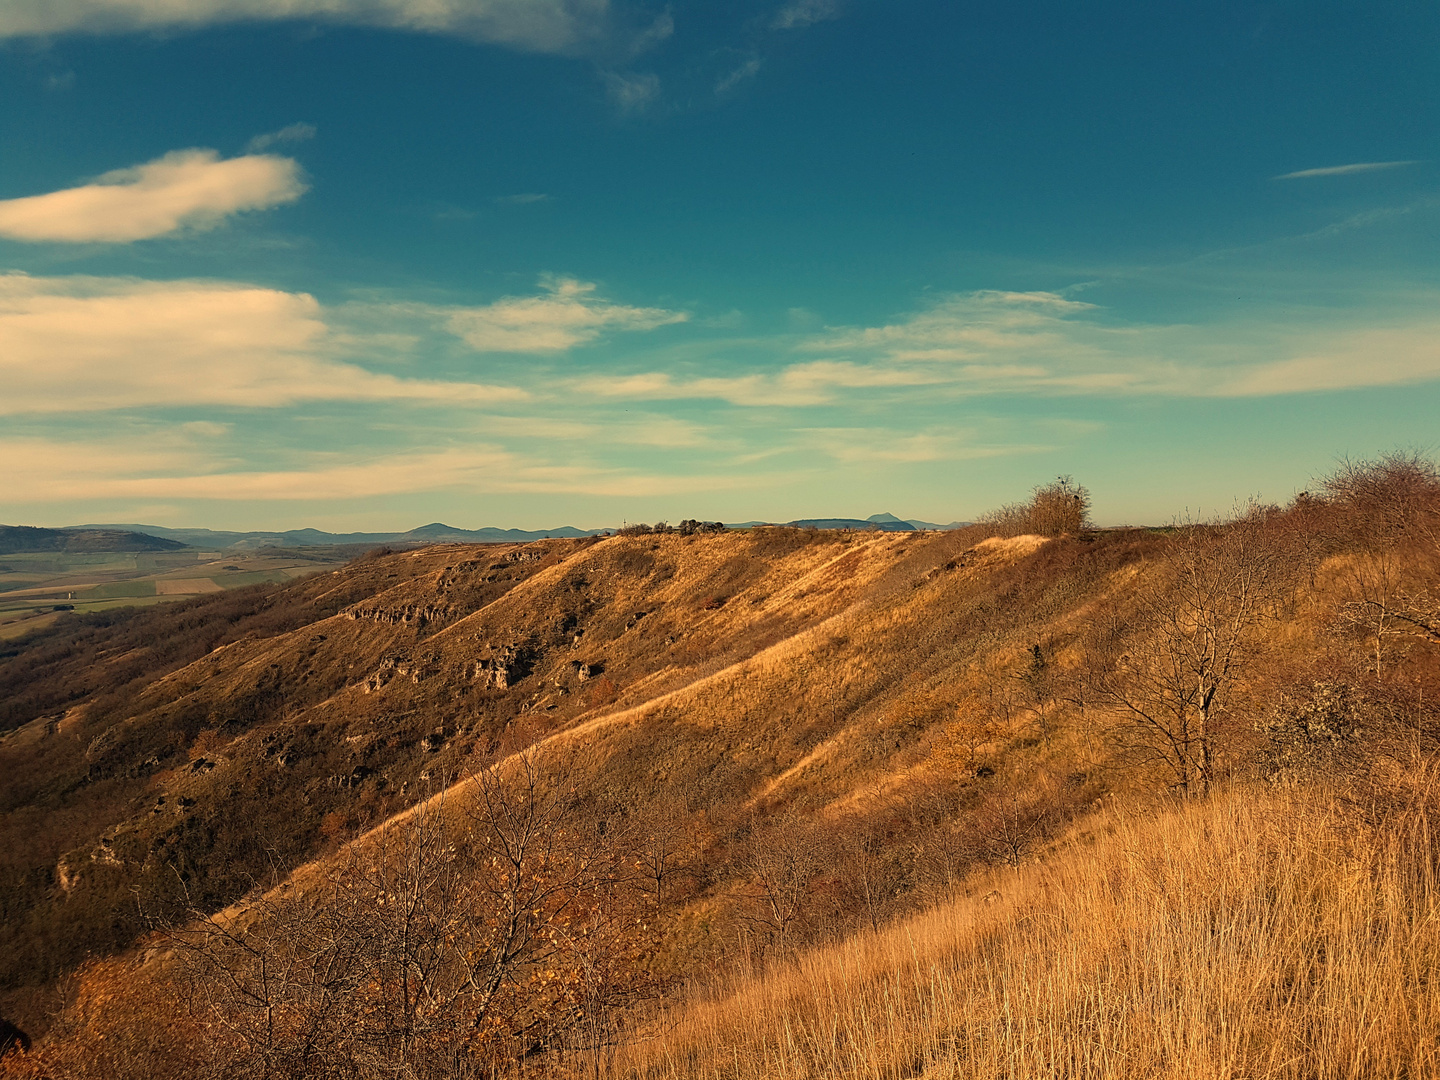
[1,0,1437,530]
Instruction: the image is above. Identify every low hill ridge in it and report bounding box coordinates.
[67,521,610,549]
[0,525,187,554]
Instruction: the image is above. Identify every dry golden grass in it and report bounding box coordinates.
[623,776,1440,1080]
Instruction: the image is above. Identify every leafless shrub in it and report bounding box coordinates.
[1092,506,1292,796]
[152,752,663,1078]
[1321,452,1440,674]
[738,815,834,955]
[978,476,1091,538]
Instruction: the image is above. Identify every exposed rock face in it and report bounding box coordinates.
[361,656,434,692]
[436,560,483,589]
[343,602,452,627]
[56,854,79,894]
[330,765,373,789]
[469,643,529,689]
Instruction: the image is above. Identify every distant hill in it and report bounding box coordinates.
[70,521,611,550]
[786,517,917,532]
[0,526,187,555]
[870,512,974,531]
[903,518,973,531]
[58,517,975,551]
[726,515,971,532]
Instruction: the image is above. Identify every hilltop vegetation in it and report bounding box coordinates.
[1,458,1438,1079]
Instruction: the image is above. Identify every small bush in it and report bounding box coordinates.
[978,476,1091,538]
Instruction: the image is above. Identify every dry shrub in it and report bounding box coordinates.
[978,476,1091,539]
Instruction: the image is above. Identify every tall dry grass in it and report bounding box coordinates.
[623,775,1440,1080]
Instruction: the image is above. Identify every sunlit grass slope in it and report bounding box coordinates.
[627,772,1440,1080]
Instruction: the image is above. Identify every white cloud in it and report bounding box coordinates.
[1274,160,1418,180]
[446,276,687,352]
[1213,326,1440,396]
[0,149,304,243]
[574,288,1440,405]
[0,273,527,413]
[475,412,713,447]
[245,122,316,153]
[0,438,746,503]
[0,0,611,53]
[802,428,1008,465]
[772,0,838,30]
[601,70,659,112]
[494,192,551,205]
[576,360,945,407]
[716,57,761,93]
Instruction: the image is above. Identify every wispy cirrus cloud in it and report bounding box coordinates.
[601,69,660,112]
[1212,326,1440,396]
[446,276,687,352]
[575,287,1440,406]
[0,273,526,413]
[771,0,839,30]
[0,0,613,53]
[1274,160,1418,180]
[0,149,304,243]
[576,360,947,407]
[716,56,761,93]
[245,122,316,154]
[0,437,748,503]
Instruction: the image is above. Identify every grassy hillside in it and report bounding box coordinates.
[624,774,1439,1079]
[1,456,1437,1078]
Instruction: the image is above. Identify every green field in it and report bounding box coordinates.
[0,548,351,640]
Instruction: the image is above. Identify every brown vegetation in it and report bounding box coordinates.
[2,455,1439,1078]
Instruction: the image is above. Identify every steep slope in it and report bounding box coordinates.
[7,457,1439,1079]
[0,541,576,1011]
[3,524,1150,1027]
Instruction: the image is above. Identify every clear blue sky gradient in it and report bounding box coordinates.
[1,0,1437,529]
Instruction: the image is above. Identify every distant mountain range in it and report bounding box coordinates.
[775,513,971,533]
[42,514,973,552]
[68,522,610,550]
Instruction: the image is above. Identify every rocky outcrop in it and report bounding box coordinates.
[361,655,435,693]
[329,765,373,789]
[468,643,531,689]
[342,602,452,627]
[569,660,599,682]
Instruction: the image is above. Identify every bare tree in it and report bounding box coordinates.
[629,794,703,912]
[741,814,832,953]
[1093,507,1290,796]
[967,785,1056,870]
[979,476,1092,537]
[1028,476,1092,537]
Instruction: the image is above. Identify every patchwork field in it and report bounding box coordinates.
[0,549,351,639]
